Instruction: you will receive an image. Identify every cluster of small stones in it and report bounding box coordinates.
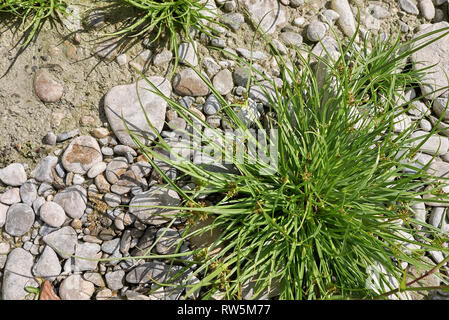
[3,0,449,300]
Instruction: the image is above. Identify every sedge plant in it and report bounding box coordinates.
[123,25,449,300]
[107,0,220,71]
[0,0,67,46]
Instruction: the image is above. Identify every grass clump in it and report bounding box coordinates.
[108,0,218,69]
[0,0,67,46]
[128,26,449,300]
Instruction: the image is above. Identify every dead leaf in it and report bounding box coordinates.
[39,280,61,300]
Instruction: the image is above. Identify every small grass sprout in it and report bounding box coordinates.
[0,0,67,46]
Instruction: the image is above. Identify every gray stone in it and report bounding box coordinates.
[96,288,113,300]
[105,77,172,147]
[42,226,77,259]
[240,0,288,34]
[155,228,182,255]
[59,274,95,300]
[0,203,7,227]
[212,69,233,95]
[433,97,449,120]
[113,145,137,157]
[168,118,187,131]
[306,21,326,42]
[39,201,67,228]
[105,157,128,185]
[4,203,35,237]
[53,185,87,219]
[249,81,276,106]
[331,0,357,38]
[61,135,102,174]
[0,188,21,205]
[236,48,267,60]
[271,39,288,55]
[202,57,221,77]
[178,41,199,67]
[221,13,245,31]
[104,193,121,208]
[400,0,420,14]
[153,49,173,66]
[128,187,181,225]
[125,261,181,284]
[43,132,57,145]
[83,272,105,287]
[366,4,389,19]
[429,207,446,228]
[410,131,449,155]
[0,163,27,187]
[321,9,340,24]
[74,242,101,272]
[95,39,119,60]
[419,0,436,20]
[32,197,45,216]
[31,156,58,184]
[173,68,210,97]
[233,67,251,87]
[105,270,125,290]
[19,180,37,206]
[101,238,120,255]
[2,248,38,300]
[87,161,107,179]
[56,129,80,142]
[411,22,449,99]
[32,246,61,281]
[204,94,222,115]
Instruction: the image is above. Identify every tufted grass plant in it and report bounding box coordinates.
[125,25,449,300]
[0,0,67,46]
[107,0,219,71]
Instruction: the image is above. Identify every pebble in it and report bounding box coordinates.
[19,180,37,206]
[366,4,389,19]
[31,156,58,183]
[2,248,38,300]
[0,203,7,227]
[105,270,125,291]
[83,235,103,245]
[61,135,102,174]
[419,0,435,20]
[34,69,63,103]
[96,288,113,300]
[399,0,420,15]
[155,228,181,255]
[32,197,45,216]
[202,57,221,77]
[1,188,21,205]
[102,146,114,156]
[210,37,226,48]
[83,272,105,287]
[128,187,181,225]
[331,0,357,38]
[321,9,340,24]
[43,132,57,145]
[306,21,327,42]
[53,185,87,219]
[87,161,107,178]
[233,67,250,87]
[59,274,95,300]
[104,77,172,147]
[212,69,233,95]
[271,39,288,55]
[411,131,449,156]
[240,0,287,34]
[204,94,222,115]
[104,192,121,208]
[236,48,267,60]
[153,49,173,66]
[125,261,177,284]
[4,203,35,236]
[432,97,449,121]
[105,157,128,185]
[178,41,199,67]
[72,174,85,185]
[173,68,210,97]
[74,242,101,272]
[113,145,137,157]
[293,17,305,27]
[39,201,67,228]
[0,163,27,187]
[42,226,77,259]
[32,246,61,281]
[221,13,245,31]
[420,119,433,131]
[56,129,80,142]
